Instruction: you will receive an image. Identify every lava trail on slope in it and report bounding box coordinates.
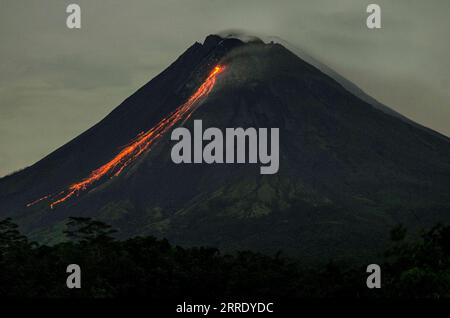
[28,65,224,209]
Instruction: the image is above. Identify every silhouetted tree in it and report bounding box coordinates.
[64,217,117,243]
[0,218,28,251]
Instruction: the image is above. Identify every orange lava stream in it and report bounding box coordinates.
[28,65,224,209]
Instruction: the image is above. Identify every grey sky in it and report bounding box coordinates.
[0,0,449,177]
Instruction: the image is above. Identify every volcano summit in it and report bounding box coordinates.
[1,34,449,260]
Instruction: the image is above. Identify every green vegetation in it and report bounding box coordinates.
[0,217,449,298]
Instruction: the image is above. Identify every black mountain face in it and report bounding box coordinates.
[1,35,449,260]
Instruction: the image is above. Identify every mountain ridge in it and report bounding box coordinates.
[1,34,449,260]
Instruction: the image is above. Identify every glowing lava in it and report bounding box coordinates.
[28,65,224,209]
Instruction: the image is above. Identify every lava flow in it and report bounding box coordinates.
[28,65,224,209]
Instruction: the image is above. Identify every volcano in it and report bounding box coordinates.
[1,35,449,260]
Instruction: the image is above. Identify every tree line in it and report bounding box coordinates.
[0,217,449,298]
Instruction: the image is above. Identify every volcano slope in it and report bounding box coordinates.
[1,35,449,260]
